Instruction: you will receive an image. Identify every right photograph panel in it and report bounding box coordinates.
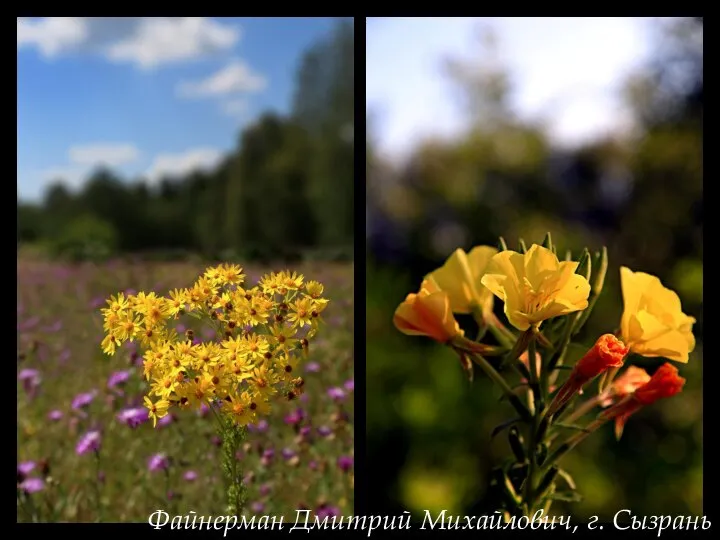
[366,16,703,525]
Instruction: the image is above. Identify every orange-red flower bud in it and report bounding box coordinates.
[600,362,685,439]
[548,334,629,416]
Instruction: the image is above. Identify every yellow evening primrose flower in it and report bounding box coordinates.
[481,244,591,331]
[426,246,498,315]
[393,278,464,343]
[619,266,696,363]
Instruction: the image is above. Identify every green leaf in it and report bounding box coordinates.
[491,418,521,439]
[549,491,583,503]
[536,465,559,498]
[575,248,591,281]
[553,423,591,434]
[542,232,553,251]
[508,427,526,462]
[557,469,577,491]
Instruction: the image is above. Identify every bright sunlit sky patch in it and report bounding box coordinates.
[366,17,671,161]
[18,17,339,202]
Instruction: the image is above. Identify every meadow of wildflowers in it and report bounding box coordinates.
[17,254,354,522]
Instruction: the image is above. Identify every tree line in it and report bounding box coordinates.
[18,20,354,263]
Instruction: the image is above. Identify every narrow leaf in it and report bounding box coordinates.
[491,418,521,439]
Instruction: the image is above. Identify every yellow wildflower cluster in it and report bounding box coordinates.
[395,242,695,363]
[100,264,329,427]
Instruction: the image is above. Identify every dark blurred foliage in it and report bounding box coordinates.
[18,20,353,263]
[366,18,702,520]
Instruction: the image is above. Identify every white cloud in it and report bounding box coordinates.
[145,148,224,183]
[107,17,239,69]
[221,98,249,117]
[18,17,239,69]
[17,17,88,57]
[177,60,267,98]
[69,143,140,166]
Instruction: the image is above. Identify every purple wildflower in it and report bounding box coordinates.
[316,505,340,519]
[299,425,312,438]
[337,455,353,472]
[198,402,210,418]
[107,370,131,389]
[344,379,354,392]
[43,320,63,333]
[259,483,272,497]
[251,501,265,514]
[157,413,175,428]
[72,390,97,410]
[261,449,274,467]
[284,408,304,425]
[317,426,332,438]
[176,324,187,334]
[76,431,102,456]
[117,407,149,428]
[19,478,45,494]
[148,453,170,472]
[18,317,40,332]
[282,448,296,461]
[18,461,36,476]
[308,460,319,471]
[305,361,321,373]
[183,470,198,482]
[48,410,63,421]
[18,369,41,398]
[327,387,346,401]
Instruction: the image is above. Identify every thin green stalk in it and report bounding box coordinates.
[470,352,531,422]
[543,418,604,474]
[93,450,104,522]
[519,335,546,517]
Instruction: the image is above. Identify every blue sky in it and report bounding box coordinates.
[367,17,678,161]
[18,17,339,202]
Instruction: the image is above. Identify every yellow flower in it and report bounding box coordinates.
[619,266,696,363]
[426,246,498,315]
[393,279,464,343]
[144,396,170,428]
[481,244,591,331]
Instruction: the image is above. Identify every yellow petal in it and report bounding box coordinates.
[427,249,476,313]
[554,273,592,313]
[620,266,696,363]
[482,250,525,299]
[523,244,560,290]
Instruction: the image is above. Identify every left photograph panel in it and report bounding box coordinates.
[18,17,354,523]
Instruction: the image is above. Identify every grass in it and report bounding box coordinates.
[17,256,354,522]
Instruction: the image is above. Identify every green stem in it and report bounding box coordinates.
[469,353,531,422]
[543,418,604,473]
[523,337,541,517]
[93,450,103,522]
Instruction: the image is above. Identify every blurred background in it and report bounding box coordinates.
[18,17,354,521]
[366,17,702,520]
[18,17,353,261]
